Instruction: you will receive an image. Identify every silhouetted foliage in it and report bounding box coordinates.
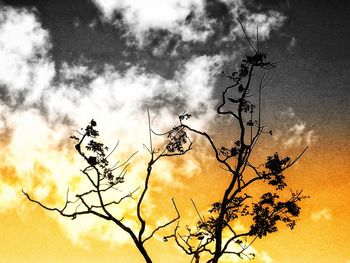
[23,21,308,263]
[23,113,192,263]
[163,21,308,263]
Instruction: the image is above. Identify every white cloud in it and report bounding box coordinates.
[283,122,305,147]
[258,251,274,263]
[88,19,97,29]
[0,5,226,246]
[176,55,221,110]
[93,0,195,25]
[283,121,316,148]
[219,244,273,263]
[0,183,18,212]
[92,0,286,46]
[289,122,305,135]
[243,11,285,41]
[311,208,332,222]
[38,54,223,244]
[59,62,97,81]
[216,0,286,43]
[305,130,317,145]
[92,0,209,43]
[46,54,223,131]
[0,2,288,249]
[288,36,297,51]
[0,6,55,104]
[280,107,295,118]
[180,158,201,178]
[273,107,317,148]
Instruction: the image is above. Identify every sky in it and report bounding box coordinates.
[0,0,349,262]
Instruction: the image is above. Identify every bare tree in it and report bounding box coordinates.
[23,109,192,263]
[163,22,308,263]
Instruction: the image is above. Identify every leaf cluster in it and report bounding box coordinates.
[250,191,306,238]
[165,114,191,154]
[263,153,291,190]
[70,119,122,185]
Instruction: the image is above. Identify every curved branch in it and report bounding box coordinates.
[143,198,180,244]
[236,19,258,54]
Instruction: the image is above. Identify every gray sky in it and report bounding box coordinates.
[1,0,348,141]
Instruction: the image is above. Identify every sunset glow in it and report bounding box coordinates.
[0,1,349,262]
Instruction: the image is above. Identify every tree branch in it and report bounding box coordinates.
[143,198,180,244]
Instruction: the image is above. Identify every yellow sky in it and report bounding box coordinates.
[0,135,349,263]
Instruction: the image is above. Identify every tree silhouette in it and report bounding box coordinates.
[23,110,192,263]
[162,22,308,263]
[23,22,308,263]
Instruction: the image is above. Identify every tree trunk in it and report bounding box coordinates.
[139,246,152,263]
[127,231,153,263]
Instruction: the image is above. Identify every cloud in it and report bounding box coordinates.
[91,0,286,48]
[283,122,305,146]
[273,107,317,148]
[241,11,285,41]
[0,5,225,245]
[256,251,274,263]
[219,239,274,263]
[280,106,295,118]
[0,183,17,211]
[92,0,210,43]
[287,36,297,51]
[59,62,97,80]
[283,121,317,148]
[0,6,55,105]
[46,54,222,129]
[311,208,332,222]
[0,2,289,248]
[0,6,57,212]
[305,130,317,145]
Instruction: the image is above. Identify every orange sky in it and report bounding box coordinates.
[0,1,349,262]
[0,134,349,263]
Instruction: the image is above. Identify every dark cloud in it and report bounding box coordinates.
[205,0,230,20]
[185,10,195,24]
[245,0,290,13]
